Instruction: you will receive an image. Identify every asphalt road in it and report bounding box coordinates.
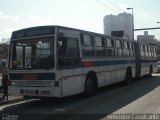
[0,74,160,120]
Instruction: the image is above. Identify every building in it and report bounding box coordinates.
[137,31,157,45]
[104,12,133,41]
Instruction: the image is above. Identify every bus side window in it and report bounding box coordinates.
[153,48,157,58]
[115,39,122,57]
[94,36,105,57]
[123,41,129,56]
[105,38,114,56]
[81,34,94,57]
[58,37,67,57]
[129,42,134,57]
[151,47,154,57]
[140,44,144,57]
[148,46,151,57]
[145,45,149,57]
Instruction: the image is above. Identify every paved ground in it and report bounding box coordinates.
[0,93,23,105]
[0,74,160,120]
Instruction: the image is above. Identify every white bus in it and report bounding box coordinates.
[8,26,157,98]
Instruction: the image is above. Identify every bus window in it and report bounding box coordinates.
[81,34,94,57]
[145,46,149,57]
[10,37,54,70]
[25,46,32,67]
[140,44,145,57]
[16,46,23,68]
[58,37,80,67]
[153,48,157,58]
[115,39,122,57]
[129,42,134,57]
[94,36,105,57]
[123,41,129,56]
[148,47,151,57]
[82,34,92,45]
[105,38,114,56]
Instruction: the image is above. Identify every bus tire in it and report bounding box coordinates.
[124,68,132,85]
[84,77,96,97]
[148,66,153,77]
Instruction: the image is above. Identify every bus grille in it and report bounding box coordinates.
[20,89,38,95]
[25,81,45,87]
[16,81,47,87]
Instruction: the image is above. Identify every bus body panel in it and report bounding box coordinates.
[8,25,158,98]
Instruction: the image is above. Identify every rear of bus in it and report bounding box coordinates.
[8,26,61,98]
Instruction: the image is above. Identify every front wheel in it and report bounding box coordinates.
[124,69,132,85]
[84,77,95,97]
[148,66,153,78]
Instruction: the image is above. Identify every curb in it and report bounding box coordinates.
[0,96,24,106]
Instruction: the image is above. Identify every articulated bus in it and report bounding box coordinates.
[8,26,157,98]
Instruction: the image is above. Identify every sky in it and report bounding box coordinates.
[0,0,160,42]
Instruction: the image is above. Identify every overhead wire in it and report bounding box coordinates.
[97,0,150,29]
[95,0,160,40]
[95,0,119,14]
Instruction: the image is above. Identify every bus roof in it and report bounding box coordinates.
[11,25,129,41]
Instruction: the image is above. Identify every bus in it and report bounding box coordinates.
[8,26,157,98]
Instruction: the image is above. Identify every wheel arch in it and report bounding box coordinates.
[85,71,98,89]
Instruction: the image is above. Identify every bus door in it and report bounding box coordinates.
[57,29,82,97]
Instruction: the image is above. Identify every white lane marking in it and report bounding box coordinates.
[0,99,37,110]
[54,108,66,112]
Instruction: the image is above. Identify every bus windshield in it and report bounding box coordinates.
[9,37,54,70]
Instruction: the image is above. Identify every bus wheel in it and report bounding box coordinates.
[148,66,153,77]
[124,69,132,85]
[84,77,95,97]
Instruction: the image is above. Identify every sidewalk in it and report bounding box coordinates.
[0,93,23,105]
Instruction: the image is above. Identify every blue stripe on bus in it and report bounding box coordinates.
[9,59,157,80]
[37,73,55,80]
[9,73,55,80]
[80,59,157,67]
[80,59,135,67]
[141,59,157,63]
[9,73,22,80]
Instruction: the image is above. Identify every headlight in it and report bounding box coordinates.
[11,81,16,85]
[50,82,54,86]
